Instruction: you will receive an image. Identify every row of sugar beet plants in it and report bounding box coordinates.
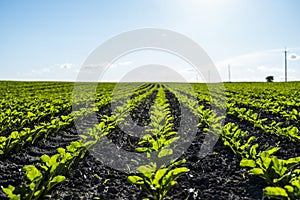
[227,105,300,142]
[0,102,73,155]
[0,83,78,154]
[0,82,131,156]
[226,89,300,123]
[227,93,291,120]
[128,86,189,200]
[0,89,113,156]
[0,115,72,156]
[223,83,300,142]
[0,90,71,134]
[219,122,300,199]
[1,84,158,199]
[225,83,300,117]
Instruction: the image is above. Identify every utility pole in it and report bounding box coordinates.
[284,48,288,82]
[228,64,231,82]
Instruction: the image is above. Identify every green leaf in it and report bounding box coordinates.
[171,167,189,176]
[264,147,280,156]
[292,169,300,175]
[163,167,189,187]
[249,168,264,176]
[291,178,300,188]
[29,182,36,191]
[34,189,42,197]
[244,136,256,145]
[284,185,294,193]
[164,136,179,146]
[240,159,256,168]
[264,187,289,198]
[10,131,20,139]
[26,136,33,143]
[158,148,173,158]
[258,153,272,169]
[40,165,48,171]
[165,131,177,137]
[171,159,186,167]
[49,154,59,166]
[51,175,66,183]
[128,176,144,185]
[27,112,35,118]
[1,185,20,200]
[0,136,7,143]
[57,147,66,154]
[98,122,105,130]
[289,127,299,136]
[153,168,168,188]
[40,154,50,163]
[292,109,298,115]
[249,144,259,158]
[138,164,156,178]
[23,165,42,182]
[136,147,149,153]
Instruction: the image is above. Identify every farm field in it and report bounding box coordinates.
[1,81,300,200]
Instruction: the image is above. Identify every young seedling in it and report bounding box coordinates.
[128,159,189,200]
[2,141,86,200]
[240,147,300,186]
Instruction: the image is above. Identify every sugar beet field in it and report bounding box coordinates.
[1,81,300,200]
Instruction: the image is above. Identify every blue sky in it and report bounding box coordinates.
[0,0,299,82]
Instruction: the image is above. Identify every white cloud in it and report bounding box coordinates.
[59,63,73,69]
[108,63,118,68]
[247,68,255,73]
[118,61,133,65]
[18,67,51,79]
[107,61,133,69]
[82,62,118,70]
[215,48,282,70]
[288,53,300,61]
[31,68,50,74]
[257,65,283,73]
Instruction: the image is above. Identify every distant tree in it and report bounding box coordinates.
[266,76,274,82]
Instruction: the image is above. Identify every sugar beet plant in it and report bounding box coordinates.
[128,159,189,200]
[2,141,86,200]
[240,147,300,199]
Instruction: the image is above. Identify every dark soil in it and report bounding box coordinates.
[1,86,296,200]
